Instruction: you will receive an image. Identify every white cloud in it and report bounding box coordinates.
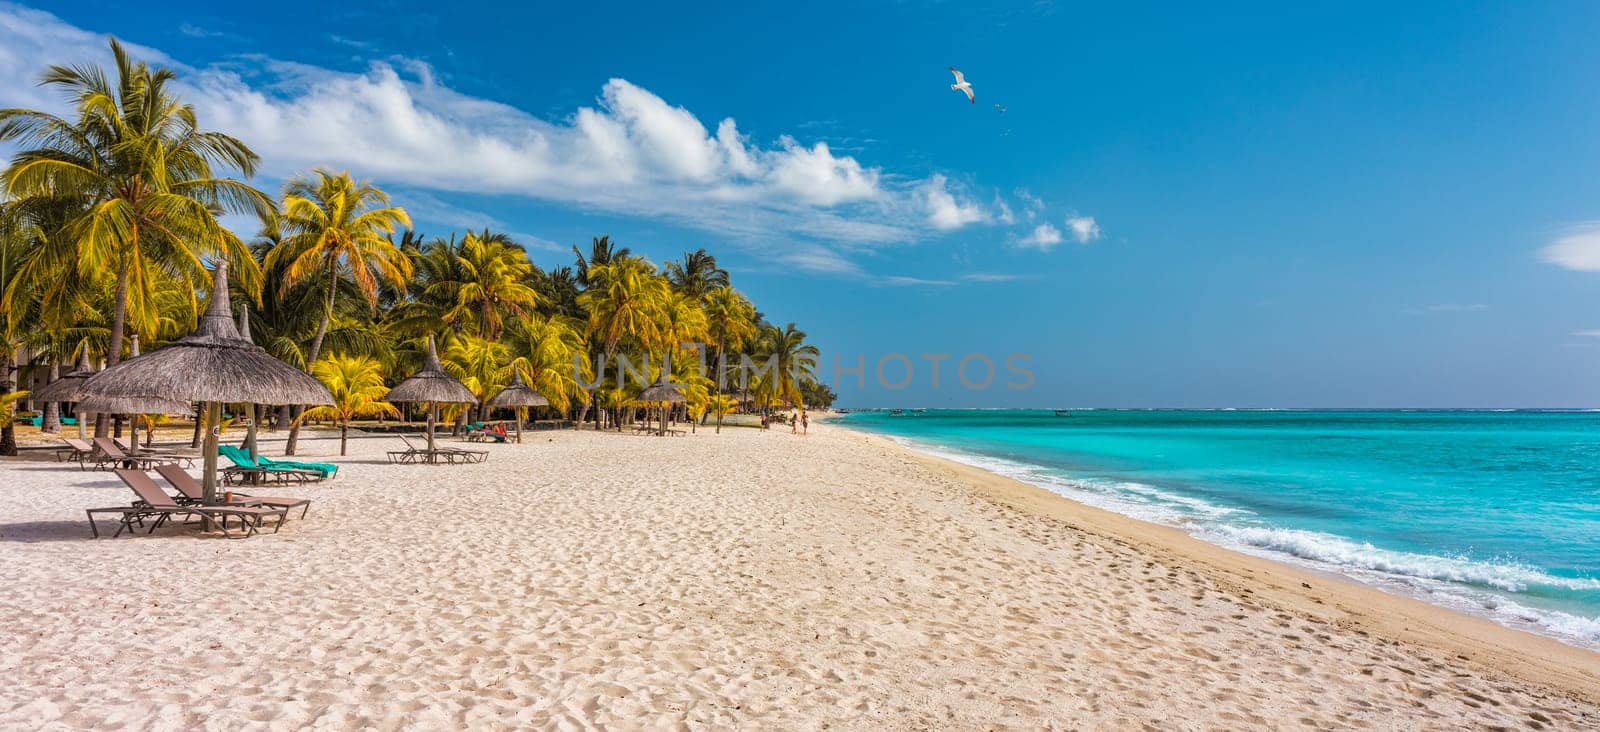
[1018,223,1063,250]
[178,23,223,39]
[919,174,986,230]
[1540,223,1600,272]
[776,244,862,276]
[962,272,1026,283]
[0,4,1024,276]
[1015,188,1045,221]
[1066,214,1101,243]
[879,275,956,287]
[1572,329,1600,338]
[398,191,507,231]
[994,196,1015,225]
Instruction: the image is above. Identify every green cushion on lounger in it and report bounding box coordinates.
[257,454,338,478]
[219,445,334,479]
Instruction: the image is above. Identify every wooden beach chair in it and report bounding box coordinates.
[55,437,94,465]
[88,437,163,471]
[86,469,287,538]
[387,435,422,464]
[154,463,312,520]
[393,434,488,464]
[114,437,197,468]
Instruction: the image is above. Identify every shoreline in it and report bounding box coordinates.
[825,419,1600,705]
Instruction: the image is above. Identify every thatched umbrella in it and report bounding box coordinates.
[76,394,192,453]
[639,382,685,436]
[32,350,94,439]
[487,370,549,443]
[76,262,332,505]
[387,335,477,457]
[70,335,192,453]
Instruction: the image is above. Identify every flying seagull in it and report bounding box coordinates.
[994,103,1007,114]
[948,67,974,104]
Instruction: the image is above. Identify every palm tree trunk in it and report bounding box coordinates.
[41,361,61,433]
[286,264,339,456]
[714,335,726,434]
[190,403,204,448]
[107,263,130,368]
[339,424,348,456]
[0,349,16,456]
[96,263,132,440]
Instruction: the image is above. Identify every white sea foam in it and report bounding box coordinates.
[888,436,1243,526]
[1205,526,1600,593]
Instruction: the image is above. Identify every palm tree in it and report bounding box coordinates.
[531,265,582,319]
[393,234,469,337]
[0,206,27,455]
[266,169,412,363]
[572,235,629,287]
[443,335,510,422]
[761,322,820,419]
[443,230,538,339]
[0,38,271,374]
[266,169,410,453]
[703,285,757,433]
[506,314,589,414]
[576,256,667,428]
[664,248,728,304]
[298,353,399,455]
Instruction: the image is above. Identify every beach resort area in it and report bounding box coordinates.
[1,420,1597,729]
[6,2,1600,729]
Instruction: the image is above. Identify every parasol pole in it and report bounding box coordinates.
[427,402,437,461]
[128,334,140,454]
[244,403,260,461]
[201,400,222,505]
[237,311,259,461]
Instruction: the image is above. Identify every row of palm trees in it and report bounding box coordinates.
[0,38,824,456]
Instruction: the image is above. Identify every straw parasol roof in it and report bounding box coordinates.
[75,393,192,415]
[639,382,686,403]
[77,263,334,408]
[487,370,549,408]
[388,335,478,405]
[32,350,94,402]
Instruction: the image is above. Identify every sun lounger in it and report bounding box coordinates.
[86,437,165,471]
[87,469,287,538]
[392,434,488,464]
[387,436,421,464]
[114,438,197,468]
[218,445,324,485]
[55,437,94,464]
[154,463,311,520]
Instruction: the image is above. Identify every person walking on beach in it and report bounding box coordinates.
[802,412,809,434]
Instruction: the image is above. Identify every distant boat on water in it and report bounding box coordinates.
[1054,409,1072,417]
[890,409,905,416]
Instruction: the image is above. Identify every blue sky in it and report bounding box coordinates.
[5,1,1600,407]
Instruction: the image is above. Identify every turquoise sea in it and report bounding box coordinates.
[836,409,1600,649]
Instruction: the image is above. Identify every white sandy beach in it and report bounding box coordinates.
[2,421,1599,729]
